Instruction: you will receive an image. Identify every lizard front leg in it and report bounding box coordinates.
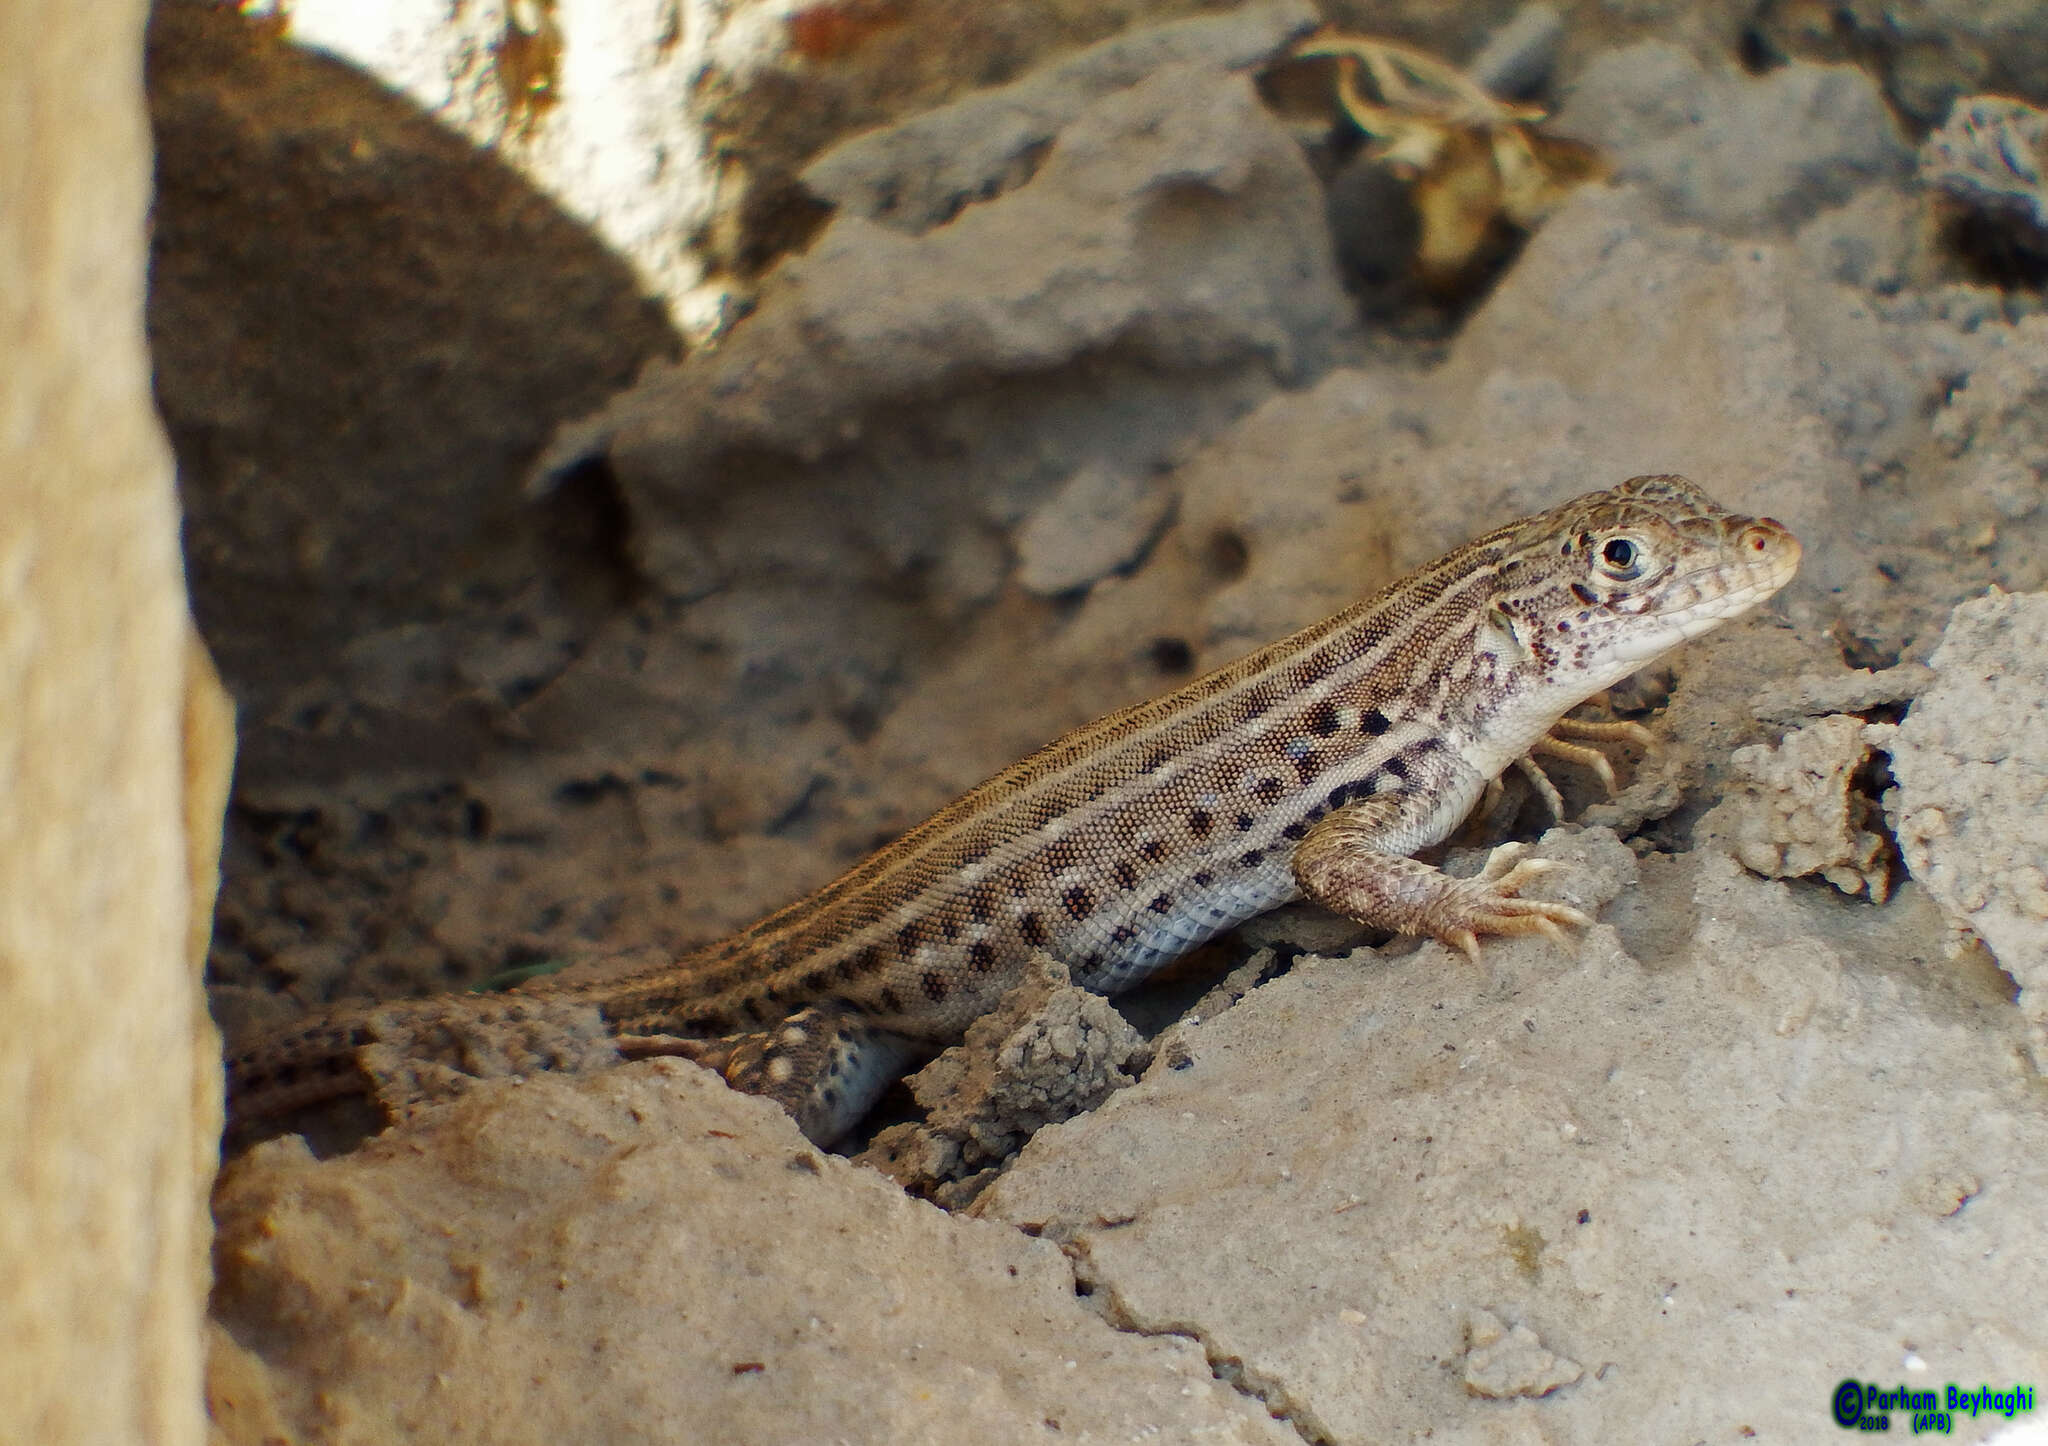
[1291,788,1591,963]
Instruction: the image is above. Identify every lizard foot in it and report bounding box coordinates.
[624,1005,923,1147]
[1519,716,1659,815]
[1293,803,1593,965]
[1430,842,1594,964]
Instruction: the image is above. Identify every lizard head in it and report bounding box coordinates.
[1485,473,1801,695]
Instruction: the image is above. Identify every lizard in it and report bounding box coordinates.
[223,473,1800,1148]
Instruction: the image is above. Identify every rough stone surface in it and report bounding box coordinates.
[1751,661,1936,723]
[801,0,1318,232]
[1554,46,1912,233]
[1931,313,2048,521]
[208,1061,1297,1446]
[1880,591,2048,1069]
[1698,713,1892,899]
[980,839,2047,1444]
[858,957,1148,1206]
[3,5,216,1441]
[547,49,1347,597]
[147,2,682,760]
[1922,94,2048,256]
[1014,462,1175,596]
[1459,1309,1583,1400]
[1748,0,2048,124]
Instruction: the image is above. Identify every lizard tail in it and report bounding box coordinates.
[222,1010,377,1127]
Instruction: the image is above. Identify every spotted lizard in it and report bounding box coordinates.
[224,474,1800,1147]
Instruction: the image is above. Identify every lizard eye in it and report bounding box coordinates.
[1596,536,1643,580]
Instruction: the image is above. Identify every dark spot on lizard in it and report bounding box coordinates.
[877,987,901,1013]
[1018,912,1047,946]
[1240,849,1265,867]
[1191,870,1214,887]
[1306,701,1340,737]
[1142,748,1172,774]
[921,971,950,1002]
[1383,756,1410,780]
[896,922,923,958]
[1139,839,1165,862]
[967,887,994,923]
[1360,707,1391,736]
[1113,861,1138,890]
[1188,809,1213,838]
[1570,582,1599,606]
[940,916,960,941]
[1110,925,1136,944]
[1253,776,1284,804]
[1291,750,1322,783]
[1063,886,1094,920]
[1235,812,1254,831]
[1327,782,1358,811]
[968,942,996,973]
[1280,821,1307,841]
[1149,893,1174,914]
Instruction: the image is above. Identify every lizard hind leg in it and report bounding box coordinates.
[630,1005,925,1147]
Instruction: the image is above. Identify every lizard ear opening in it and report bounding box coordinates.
[1480,602,1530,664]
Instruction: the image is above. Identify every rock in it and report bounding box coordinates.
[1459,1309,1582,1400]
[4,5,218,1440]
[800,0,1318,231]
[1466,2,1563,99]
[1554,45,1911,232]
[858,957,1147,1206]
[1697,713,1892,900]
[147,3,679,744]
[1013,462,1173,595]
[542,45,1347,597]
[980,844,2048,1442]
[1879,590,2048,1068]
[208,1061,1295,1445]
[1747,0,2048,125]
[1920,94,2048,264]
[1931,313,2048,519]
[1750,662,1935,724]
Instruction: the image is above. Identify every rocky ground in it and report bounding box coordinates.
[169,1,2048,1441]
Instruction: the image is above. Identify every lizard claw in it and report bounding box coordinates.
[1430,844,1592,959]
